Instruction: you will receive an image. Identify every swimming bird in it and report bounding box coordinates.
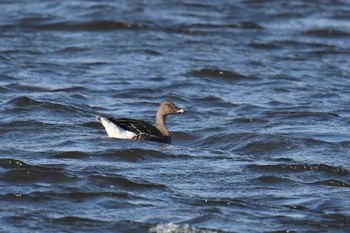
[97,101,185,144]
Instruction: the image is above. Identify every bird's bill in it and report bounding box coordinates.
[176,108,185,114]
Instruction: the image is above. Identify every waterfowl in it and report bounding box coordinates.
[97,101,185,144]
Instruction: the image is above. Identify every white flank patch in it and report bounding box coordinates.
[98,116,136,139]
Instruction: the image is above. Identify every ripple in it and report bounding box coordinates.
[57,46,88,53]
[0,158,36,169]
[0,166,75,183]
[149,223,220,233]
[264,110,340,120]
[230,117,268,124]
[6,96,88,115]
[0,158,76,183]
[7,96,42,107]
[101,148,173,161]
[1,190,144,203]
[248,41,280,49]
[247,163,349,175]
[254,175,296,184]
[63,148,191,162]
[0,74,18,82]
[192,94,238,107]
[195,198,247,208]
[189,21,264,30]
[236,137,296,156]
[142,49,163,56]
[9,20,148,31]
[309,179,350,188]
[163,27,206,35]
[6,84,49,92]
[87,174,167,191]
[190,23,238,29]
[239,21,264,29]
[183,2,219,9]
[189,68,258,82]
[50,86,90,93]
[309,49,350,56]
[301,29,350,37]
[199,132,257,151]
[49,216,107,225]
[49,151,90,159]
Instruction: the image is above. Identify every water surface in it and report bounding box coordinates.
[1,0,350,232]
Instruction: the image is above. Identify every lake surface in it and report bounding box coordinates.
[1,0,350,232]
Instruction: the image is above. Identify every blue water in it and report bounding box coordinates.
[0,1,350,232]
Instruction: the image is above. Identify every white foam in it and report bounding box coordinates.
[149,223,218,233]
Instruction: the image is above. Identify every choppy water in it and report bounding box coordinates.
[1,0,350,232]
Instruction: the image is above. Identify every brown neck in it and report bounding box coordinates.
[156,112,170,136]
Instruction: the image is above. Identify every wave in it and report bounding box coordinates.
[50,148,190,162]
[183,2,219,9]
[189,68,258,82]
[236,137,296,156]
[198,132,258,151]
[1,15,264,38]
[0,158,64,171]
[48,218,150,232]
[6,83,49,92]
[102,148,184,160]
[190,23,239,29]
[247,163,349,175]
[301,29,350,37]
[0,74,18,82]
[6,96,91,116]
[1,169,74,183]
[141,49,163,56]
[1,18,265,37]
[0,158,74,183]
[0,86,12,93]
[271,39,337,50]
[5,84,89,93]
[49,216,106,224]
[264,110,340,120]
[163,27,206,35]
[1,189,145,203]
[171,131,202,145]
[49,151,90,159]
[248,41,280,49]
[254,175,296,184]
[149,222,221,233]
[239,21,264,29]
[230,117,268,124]
[309,179,350,188]
[191,94,238,108]
[188,21,263,30]
[7,96,45,107]
[49,86,90,93]
[87,173,167,191]
[2,20,147,31]
[198,132,301,155]
[113,88,164,99]
[0,158,36,169]
[194,197,247,208]
[57,46,88,53]
[54,191,138,200]
[309,49,350,56]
